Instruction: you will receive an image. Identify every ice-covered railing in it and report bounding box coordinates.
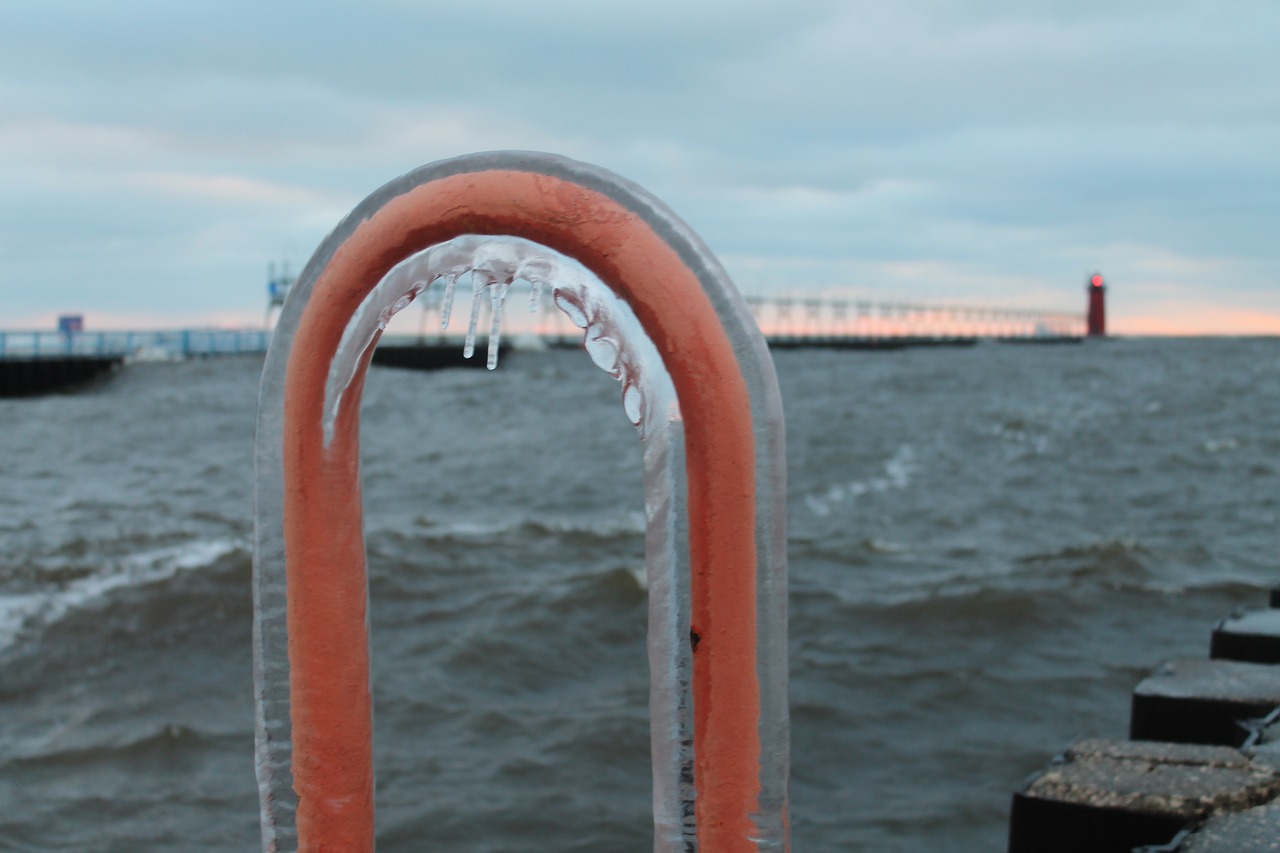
[253,151,788,853]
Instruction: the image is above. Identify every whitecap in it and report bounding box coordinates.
[0,539,244,652]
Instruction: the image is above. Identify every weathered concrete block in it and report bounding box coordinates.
[1131,659,1280,747]
[1177,800,1280,851]
[1212,609,1280,664]
[1009,738,1280,853]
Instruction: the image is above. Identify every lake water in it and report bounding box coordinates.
[1,337,1276,851]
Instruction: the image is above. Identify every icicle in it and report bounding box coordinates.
[517,257,553,313]
[440,273,459,330]
[463,272,486,359]
[486,281,510,370]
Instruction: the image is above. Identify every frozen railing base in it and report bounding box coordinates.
[253,151,789,853]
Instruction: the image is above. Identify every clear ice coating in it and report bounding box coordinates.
[323,235,678,445]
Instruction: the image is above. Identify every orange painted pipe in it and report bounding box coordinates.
[260,153,785,851]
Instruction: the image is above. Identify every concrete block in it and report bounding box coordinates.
[1009,738,1280,853]
[1131,659,1280,746]
[1177,800,1280,851]
[1212,609,1280,664]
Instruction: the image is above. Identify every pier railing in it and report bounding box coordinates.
[0,329,271,360]
[743,296,1084,340]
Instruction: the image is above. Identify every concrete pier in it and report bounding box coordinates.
[1009,585,1280,851]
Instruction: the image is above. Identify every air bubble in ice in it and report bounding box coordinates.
[554,291,590,329]
[584,333,620,375]
[622,382,643,425]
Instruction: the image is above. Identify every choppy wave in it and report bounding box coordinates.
[802,444,916,517]
[0,539,245,652]
[401,509,647,542]
[9,722,213,769]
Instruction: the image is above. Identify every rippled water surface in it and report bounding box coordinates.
[1,337,1277,851]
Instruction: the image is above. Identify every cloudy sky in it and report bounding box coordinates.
[1,0,1276,334]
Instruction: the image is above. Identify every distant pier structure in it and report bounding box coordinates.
[2,279,1096,396]
[0,326,271,397]
[1087,273,1107,337]
[739,295,1084,348]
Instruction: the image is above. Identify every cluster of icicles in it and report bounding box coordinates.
[322,235,675,445]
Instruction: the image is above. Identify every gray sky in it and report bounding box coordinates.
[2,0,1277,333]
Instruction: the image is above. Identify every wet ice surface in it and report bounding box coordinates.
[324,236,676,445]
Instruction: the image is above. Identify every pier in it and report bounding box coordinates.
[745,294,1083,343]
[0,288,1094,396]
[0,328,272,396]
[0,328,272,361]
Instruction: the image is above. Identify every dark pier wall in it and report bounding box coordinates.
[0,356,124,398]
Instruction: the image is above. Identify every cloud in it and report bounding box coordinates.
[0,0,1276,332]
[124,172,331,206]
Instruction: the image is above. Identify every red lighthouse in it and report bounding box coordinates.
[1086,273,1106,336]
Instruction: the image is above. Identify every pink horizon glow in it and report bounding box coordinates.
[1111,307,1280,337]
[10,303,1280,338]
